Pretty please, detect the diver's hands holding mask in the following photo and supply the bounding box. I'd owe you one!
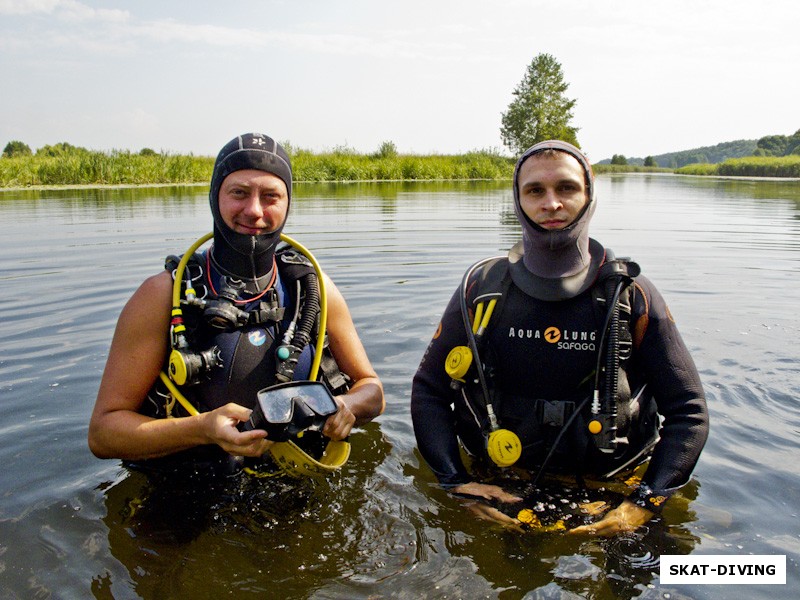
[568,499,653,537]
[203,403,273,457]
[322,395,356,441]
[244,381,345,442]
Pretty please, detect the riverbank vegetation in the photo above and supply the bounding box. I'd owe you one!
[0,141,514,188]
[605,129,800,178]
[0,150,213,187]
[593,164,672,174]
[2,135,799,189]
[676,156,800,178]
[289,144,512,182]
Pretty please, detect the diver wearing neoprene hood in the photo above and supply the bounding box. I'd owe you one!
[411,140,708,536]
[209,134,292,286]
[89,132,384,478]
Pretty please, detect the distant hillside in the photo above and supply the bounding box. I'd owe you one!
[598,139,758,168]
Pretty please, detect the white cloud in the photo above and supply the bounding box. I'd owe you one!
[2,0,798,157]
[0,0,127,21]
[0,0,60,15]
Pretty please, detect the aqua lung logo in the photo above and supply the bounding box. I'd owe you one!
[508,326,596,351]
[544,327,561,343]
[248,330,267,347]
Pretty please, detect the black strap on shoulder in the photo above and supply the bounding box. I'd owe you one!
[465,256,513,339]
[276,244,316,281]
[165,251,210,303]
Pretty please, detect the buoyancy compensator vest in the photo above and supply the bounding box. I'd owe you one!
[143,242,349,420]
[132,234,352,477]
[446,249,660,480]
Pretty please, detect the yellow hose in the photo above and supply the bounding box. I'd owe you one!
[159,371,199,416]
[477,298,497,336]
[171,232,213,312]
[472,302,484,334]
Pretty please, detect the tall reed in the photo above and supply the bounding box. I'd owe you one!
[1,148,514,187]
[716,156,800,178]
[0,151,214,187]
[4,148,796,188]
[676,156,800,178]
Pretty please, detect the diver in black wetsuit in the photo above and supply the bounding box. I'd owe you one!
[89,133,384,475]
[411,140,708,536]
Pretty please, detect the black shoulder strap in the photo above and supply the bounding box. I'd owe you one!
[276,244,315,281]
[465,256,513,331]
[165,251,209,299]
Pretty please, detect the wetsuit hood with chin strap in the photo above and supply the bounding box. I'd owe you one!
[209,133,292,286]
[511,140,599,300]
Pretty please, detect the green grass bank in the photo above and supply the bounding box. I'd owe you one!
[2,149,797,188]
[676,155,800,178]
[0,149,515,188]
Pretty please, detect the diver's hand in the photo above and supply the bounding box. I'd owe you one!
[322,395,356,441]
[452,482,523,503]
[203,403,272,457]
[451,482,523,529]
[569,499,653,537]
[461,500,524,528]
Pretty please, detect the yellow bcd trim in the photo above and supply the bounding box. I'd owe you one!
[268,440,351,478]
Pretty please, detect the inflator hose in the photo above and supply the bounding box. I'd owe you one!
[292,273,319,350]
[604,280,623,428]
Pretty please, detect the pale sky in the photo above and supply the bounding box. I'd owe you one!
[1,0,798,162]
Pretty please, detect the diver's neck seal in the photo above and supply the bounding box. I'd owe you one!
[208,242,276,294]
[508,238,605,301]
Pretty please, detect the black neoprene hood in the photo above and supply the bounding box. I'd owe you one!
[208,133,292,281]
[511,140,597,280]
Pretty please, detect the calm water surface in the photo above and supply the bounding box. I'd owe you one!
[1,175,799,599]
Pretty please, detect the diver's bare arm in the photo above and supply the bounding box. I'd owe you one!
[88,272,269,460]
[324,274,384,425]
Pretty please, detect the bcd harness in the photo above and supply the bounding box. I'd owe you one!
[446,250,659,482]
[140,233,351,478]
[163,244,349,401]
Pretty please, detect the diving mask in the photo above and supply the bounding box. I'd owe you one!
[246,381,338,441]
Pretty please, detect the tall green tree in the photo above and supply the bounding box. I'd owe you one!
[755,134,788,157]
[36,142,87,157]
[500,53,579,155]
[2,140,32,157]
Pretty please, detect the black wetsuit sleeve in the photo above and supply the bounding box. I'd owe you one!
[629,275,709,510]
[411,288,474,487]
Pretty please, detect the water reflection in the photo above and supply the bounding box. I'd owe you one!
[98,424,396,598]
[405,454,702,598]
[0,175,799,599]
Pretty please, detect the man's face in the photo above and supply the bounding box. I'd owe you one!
[517,152,588,230]
[218,169,289,235]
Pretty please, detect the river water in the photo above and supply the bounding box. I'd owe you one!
[0,175,798,599]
